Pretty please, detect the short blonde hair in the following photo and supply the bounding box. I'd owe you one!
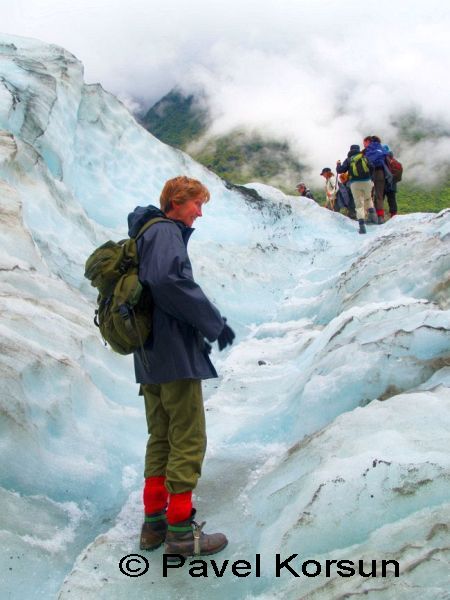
[160,176,210,213]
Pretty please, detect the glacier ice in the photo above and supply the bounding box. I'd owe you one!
[0,34,449,599]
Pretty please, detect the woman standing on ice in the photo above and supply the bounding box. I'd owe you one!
[127,176,235,559]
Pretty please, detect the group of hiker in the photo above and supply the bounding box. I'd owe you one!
[296,135,403,234]
[88,147,403,562]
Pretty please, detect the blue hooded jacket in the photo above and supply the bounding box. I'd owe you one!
[127,205,225,384]
[364,141,388,168]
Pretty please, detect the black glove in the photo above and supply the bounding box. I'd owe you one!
[197,331,212,355]
[217,318,235,351]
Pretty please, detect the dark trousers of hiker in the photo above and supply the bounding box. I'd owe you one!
[372,168,385,215]
[384,190,398,216]
[142,379,206,494]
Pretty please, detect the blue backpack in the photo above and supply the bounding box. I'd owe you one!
[365,142,387,168]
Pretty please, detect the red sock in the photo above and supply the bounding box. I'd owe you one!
[167,491,193,524]
[377,209,385,216]
[143,476,168,514]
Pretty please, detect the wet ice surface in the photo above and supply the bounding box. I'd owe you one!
[0,34,449,599]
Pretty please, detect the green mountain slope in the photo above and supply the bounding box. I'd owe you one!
[139,89,305,193]
[193,130,305,190]
[141,90,209,149]
[139,90,450,212]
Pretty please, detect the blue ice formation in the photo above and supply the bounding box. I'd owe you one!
[0,34,449,600]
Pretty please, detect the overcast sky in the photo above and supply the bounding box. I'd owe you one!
[2,0,450,181]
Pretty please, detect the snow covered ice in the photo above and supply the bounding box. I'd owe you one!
[0,34,449,599]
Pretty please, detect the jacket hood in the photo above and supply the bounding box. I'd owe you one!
[127,205,166,237]
[347,147,361,158]
[369,141,383,151]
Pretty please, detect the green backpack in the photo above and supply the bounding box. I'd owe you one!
[84,217,168,356]
[349,152,370,179]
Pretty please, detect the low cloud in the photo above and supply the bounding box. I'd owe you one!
[2,0,449,185]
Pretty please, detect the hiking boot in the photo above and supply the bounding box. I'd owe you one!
[378,215,385,224]
[140,511,167,551]
[367,208,378,224]
[164,511,228,560]
[358,219,366,234]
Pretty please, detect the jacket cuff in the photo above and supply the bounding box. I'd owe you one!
[204,317,226,342]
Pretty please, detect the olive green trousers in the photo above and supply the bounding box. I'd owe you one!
[141,379,206,494]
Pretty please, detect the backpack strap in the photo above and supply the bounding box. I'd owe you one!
[134,217,172,241]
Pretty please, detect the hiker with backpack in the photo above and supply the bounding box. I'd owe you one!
[363,135,389,224]
[383,145,403,218]
[320,167,337,210]
[336,144,377,234]
[335,172,357,219]
[120,176,235,558]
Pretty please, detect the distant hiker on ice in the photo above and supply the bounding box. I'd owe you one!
[296,181,316,201]
[363,135,389,224]
[335,172,357,219]
[127,176,235,558]
[383,145,403,219]
[320,167,337,210]
[296,181,315,201]
[336,144,377,234]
